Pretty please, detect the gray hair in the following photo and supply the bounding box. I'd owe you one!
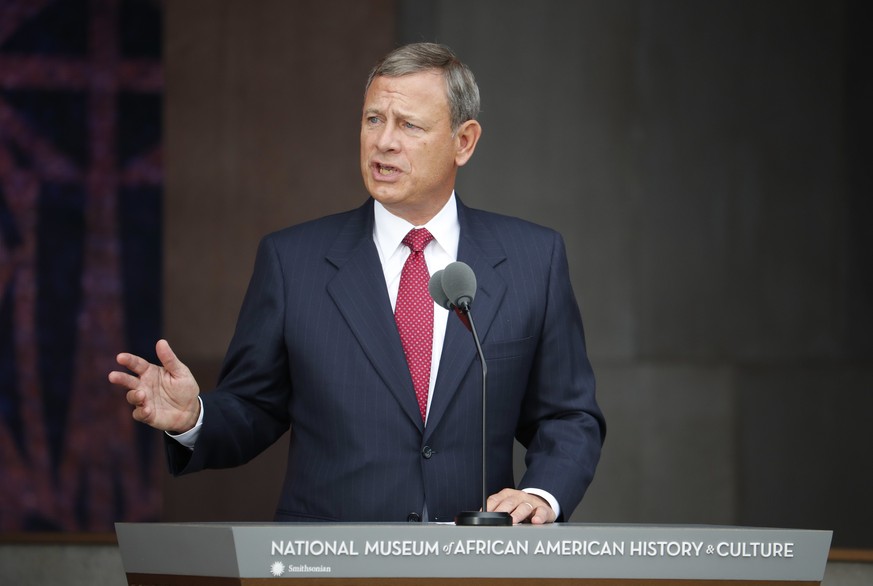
[365,42,480,131]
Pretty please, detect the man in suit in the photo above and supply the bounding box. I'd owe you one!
[109,42,605,524]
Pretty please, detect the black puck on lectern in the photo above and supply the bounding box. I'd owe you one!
[454,511,513,526]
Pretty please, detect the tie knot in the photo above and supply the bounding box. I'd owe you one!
[402,228,434,253]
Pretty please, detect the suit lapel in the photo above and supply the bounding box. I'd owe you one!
[325,200,423,430]
[425,201,507,439]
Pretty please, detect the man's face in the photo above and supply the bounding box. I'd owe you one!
[360,70,464,225]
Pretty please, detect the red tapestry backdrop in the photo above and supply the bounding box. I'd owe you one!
[0,0,163,532]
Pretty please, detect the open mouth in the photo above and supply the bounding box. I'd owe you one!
[376,163,399,176]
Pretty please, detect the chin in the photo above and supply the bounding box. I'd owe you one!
[369,187,405,206]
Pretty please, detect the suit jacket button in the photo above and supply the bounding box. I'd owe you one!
[407,512,422,522]
[421,446,434,459]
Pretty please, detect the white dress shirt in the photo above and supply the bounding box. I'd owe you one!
[372,193,458,423]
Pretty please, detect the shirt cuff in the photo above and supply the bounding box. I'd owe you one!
[522,488,561,520]
[165,396,204,450]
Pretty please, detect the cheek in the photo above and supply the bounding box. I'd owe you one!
[359,149,369,177]
[413,143,449,172]
[360,132,372,155]
[420,148,455,179]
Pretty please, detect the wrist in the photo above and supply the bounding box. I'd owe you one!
[170,397,202,434]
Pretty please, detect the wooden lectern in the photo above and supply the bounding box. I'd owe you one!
[115,523,831,585]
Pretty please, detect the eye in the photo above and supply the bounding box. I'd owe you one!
[366,115,382,125]
[403,121,421,131]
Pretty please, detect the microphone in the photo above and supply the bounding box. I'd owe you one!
[440,261,476,309]
[429,267,471,331]
[428,269,452,310]
[429,262,512,527]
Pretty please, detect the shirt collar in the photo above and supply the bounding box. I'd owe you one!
[373,192,460,260]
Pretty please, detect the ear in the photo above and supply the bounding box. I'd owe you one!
[454,120,482,167]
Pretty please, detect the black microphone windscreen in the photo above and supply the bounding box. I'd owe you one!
[441,262,477,308]
[428,270,452,309]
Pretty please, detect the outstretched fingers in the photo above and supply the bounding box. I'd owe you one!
[107,369,141,391]
[108,339,201,432]
[113,351,151,377]
[108,348,161,415]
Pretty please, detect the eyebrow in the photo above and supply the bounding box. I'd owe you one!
[363,106,428,126]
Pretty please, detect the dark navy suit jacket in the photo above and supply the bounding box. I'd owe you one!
[166,197,605,523]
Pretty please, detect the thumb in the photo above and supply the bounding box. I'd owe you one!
[155,339,187,377]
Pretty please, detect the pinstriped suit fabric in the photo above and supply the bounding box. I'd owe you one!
[165,197,604,523]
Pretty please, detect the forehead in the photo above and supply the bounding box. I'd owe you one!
[364,70,449,114]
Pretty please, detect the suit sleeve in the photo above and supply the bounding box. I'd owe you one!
[515,231,605,519]
[166,236,292,475]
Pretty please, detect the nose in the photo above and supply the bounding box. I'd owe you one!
[375,123,400,152]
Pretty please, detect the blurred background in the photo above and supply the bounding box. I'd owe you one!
[1,0,870,582]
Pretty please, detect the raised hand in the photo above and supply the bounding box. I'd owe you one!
[108,339,201,434]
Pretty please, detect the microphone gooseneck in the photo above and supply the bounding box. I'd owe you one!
[430,262,512,527]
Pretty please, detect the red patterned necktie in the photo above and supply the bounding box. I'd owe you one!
[395,228,435,422]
